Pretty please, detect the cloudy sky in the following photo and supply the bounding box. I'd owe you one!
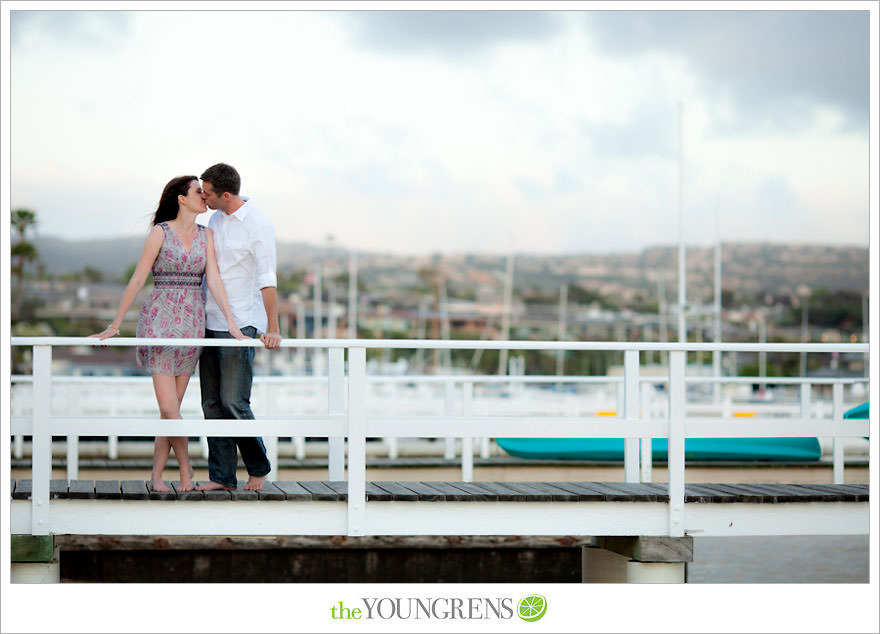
[6,5,874,255]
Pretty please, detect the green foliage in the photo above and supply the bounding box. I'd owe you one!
[721,289,737,308]
[45,317,119,337]
[81,266,104,282]
[447,285,476,301]
[521,283,619,310]
[120,262,152,286]
[777,287,865,332]
[808,288,864,330]
[566,283,619,309]
[11,208,41,322]
[277,269,307,295]
[11,208,37,239]
[11,241,38,263]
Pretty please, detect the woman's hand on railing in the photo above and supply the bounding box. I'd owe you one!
[90,325,120,340]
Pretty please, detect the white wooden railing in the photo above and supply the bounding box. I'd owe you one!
[10,373,628,468]
[9,337,871,538]
[10,370,866,469]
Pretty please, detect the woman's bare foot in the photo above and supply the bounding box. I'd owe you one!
[177,479,195,492]
[150,478,170,492]
[244,475,266,491]
[196,481,233,491]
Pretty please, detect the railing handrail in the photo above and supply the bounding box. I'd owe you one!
[10,336,870,353]
[9,373,869,385]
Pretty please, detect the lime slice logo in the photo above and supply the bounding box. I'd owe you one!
[517,594,547,622]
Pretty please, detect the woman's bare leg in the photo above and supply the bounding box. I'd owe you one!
[150,436,173,492]
[150,374,194,491]
[172,374,194,486]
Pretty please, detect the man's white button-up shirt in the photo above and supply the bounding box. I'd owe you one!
[204,197,277,333]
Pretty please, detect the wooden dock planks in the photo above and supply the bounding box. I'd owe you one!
[9,480,868,504]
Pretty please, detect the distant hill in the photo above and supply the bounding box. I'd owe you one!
[32,235,868,296]
[35,236,148,281]
[34,235,324,281]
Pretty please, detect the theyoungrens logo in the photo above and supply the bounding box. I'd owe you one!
[330,595,547,622]
[516,595,547,622]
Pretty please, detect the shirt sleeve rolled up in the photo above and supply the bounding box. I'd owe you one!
[252,219,277,290]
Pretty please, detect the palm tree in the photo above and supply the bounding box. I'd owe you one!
[11,208,39,322]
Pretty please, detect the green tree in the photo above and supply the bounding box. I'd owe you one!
[277,269,307,295]
[81,266,104,282]
[567,283,618,310]
[11,208,39,322]
[120,262,151,286]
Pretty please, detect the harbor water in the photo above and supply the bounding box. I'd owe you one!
[688,535,869,583]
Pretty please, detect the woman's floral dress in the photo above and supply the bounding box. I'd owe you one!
[135,222,207,375]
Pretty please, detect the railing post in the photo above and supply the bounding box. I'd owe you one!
[32,345,52,536]
[623,350,640,483]
[386,383,400,460]
[800,383,812,423]
[346,347,367,536]
[832,383,845,484]
[461,381,474,482]
[444,381,456,460]
[107,387,118,459]
[261,379,278,481]
[615,380,624,419]
[293,436,306,460]
[328,347,346,481]
[66,383,79,480]
[640,384,653,482]
[200,436,210,460]
[667,350,686,538]
[65,436,79,481]
[722,395,732,420]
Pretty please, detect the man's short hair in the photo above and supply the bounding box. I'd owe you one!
[201,163,241,196]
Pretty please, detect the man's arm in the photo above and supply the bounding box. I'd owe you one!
[252,217,280,350]
[260,286,282,350]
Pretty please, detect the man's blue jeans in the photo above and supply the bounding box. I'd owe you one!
[200,327,271,488]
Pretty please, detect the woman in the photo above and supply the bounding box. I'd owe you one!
[91,175,246,492]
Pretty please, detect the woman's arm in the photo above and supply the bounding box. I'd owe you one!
[90,226,164,339]
[204,228,247,340]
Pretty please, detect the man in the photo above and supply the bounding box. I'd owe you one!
[196,163,282,492]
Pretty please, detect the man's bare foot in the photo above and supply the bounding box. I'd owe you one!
[244,475,266,491]
[150,479,170,492]
[196,481,233,491]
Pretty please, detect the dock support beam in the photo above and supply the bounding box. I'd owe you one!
[582,536,692,583]
[11,535,60,583]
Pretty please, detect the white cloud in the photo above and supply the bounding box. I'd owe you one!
[8,9,871,255]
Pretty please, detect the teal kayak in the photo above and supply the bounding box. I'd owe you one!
[844,402,869,440]
[495,437,822,462]
[844,402,869,419]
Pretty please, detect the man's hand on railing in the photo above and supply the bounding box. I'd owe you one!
[229,324,249,341]
[260,332,282,350]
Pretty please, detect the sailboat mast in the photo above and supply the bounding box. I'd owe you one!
[677,101,687,343]
[714,219,723,403]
